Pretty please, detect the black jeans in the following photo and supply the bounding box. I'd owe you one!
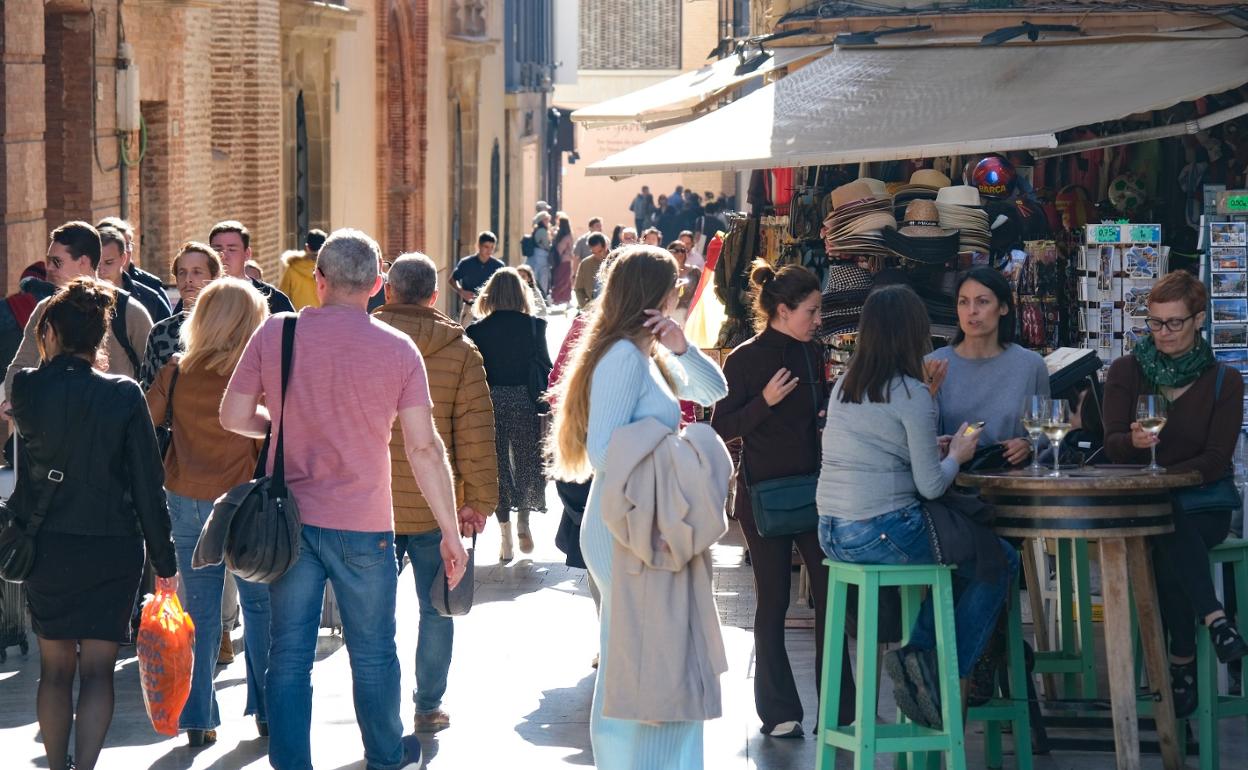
[1152,509,1232,658]
[737,480,856,727]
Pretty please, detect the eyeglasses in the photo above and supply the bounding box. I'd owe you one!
[1144,314,1197,332]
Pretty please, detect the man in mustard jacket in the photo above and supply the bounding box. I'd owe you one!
[373,252,498,733]
[278,229,326,310]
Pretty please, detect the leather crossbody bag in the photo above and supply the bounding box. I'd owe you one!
[155,364,179,460]
[1171,365,1243,516]
[743,345,822,538]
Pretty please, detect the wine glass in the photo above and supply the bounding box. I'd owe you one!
[1042,400,1072,477]
[1136,395,1168,474]
[1021,395,1051,475]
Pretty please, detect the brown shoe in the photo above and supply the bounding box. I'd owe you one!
[414,708,451,733]
[218,633,235,666]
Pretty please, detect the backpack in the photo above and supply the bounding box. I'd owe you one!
[111,291,142,376]
[521,233,537,258]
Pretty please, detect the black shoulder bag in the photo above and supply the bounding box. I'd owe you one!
[198,316,302,583]
[0,389,89,582]
[1171,365,1244,516]
[528,317,552,415]
[155,364,179,460]
[743,345,822,538]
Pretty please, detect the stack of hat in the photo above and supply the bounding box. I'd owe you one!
[819,262,875,338]
[934,186,990,256]
[889,169,952,220]
[882,200,961,267]
[821,180,897,263]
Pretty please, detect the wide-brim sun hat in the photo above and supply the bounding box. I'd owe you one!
[935,185,983,207]
[831,180,887,210]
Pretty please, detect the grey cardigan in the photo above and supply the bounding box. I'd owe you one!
[817,375,959,521]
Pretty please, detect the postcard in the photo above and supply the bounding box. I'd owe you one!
[1212,247,1248,271]
[1213,324,1248,348]
[1212,272,1248,296]
[1123,281,1153,317]
[1124,245,1160,279]
[1213,298,1248,323]
[1211,222,1248,246]
[1215,349,1248,373]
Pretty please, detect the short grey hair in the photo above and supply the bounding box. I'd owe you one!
[316,228,382,293]
[388,252,438,304]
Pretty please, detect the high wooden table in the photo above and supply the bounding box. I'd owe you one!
[958,467,1202,770]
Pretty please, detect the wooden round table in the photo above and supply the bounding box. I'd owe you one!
[958,467,1202,770]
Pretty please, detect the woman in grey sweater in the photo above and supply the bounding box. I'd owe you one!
[818,285,1019,729]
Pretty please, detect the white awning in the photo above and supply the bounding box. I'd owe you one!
[586,37,1248,176]
[570,45,830,128]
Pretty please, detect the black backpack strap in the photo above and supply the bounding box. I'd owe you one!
[111,292,141,375]
[270,316,298,493]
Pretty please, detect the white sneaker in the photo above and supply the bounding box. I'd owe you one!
[399,734,423,769]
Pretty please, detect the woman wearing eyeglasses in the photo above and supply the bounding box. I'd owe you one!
[1104,269,1248,717]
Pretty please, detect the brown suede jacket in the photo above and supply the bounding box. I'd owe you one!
[374,303,499,534]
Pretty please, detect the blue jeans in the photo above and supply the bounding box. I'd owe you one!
[167,491,271,731]
[395,531,454,713]
[527,250,550,294]
[819,502,1019,677]
[266,524,404,770]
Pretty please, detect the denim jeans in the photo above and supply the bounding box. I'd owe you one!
[818,502,1019,677]
[167,491,271,730]
[527,250,550,294]
[395,531,454,714]
[266,524,404,770]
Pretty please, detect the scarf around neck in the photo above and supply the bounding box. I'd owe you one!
[1134,334,1215,392]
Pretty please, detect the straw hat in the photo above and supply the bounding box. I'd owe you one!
[894,201,957,238]
[858,178,889,196]
[830,180,882,210]
[910,169,952,190]
[935,186,982,207]
[882,200,960,265]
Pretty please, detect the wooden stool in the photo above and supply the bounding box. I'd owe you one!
[815,561,966,770]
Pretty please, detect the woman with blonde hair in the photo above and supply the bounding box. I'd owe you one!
[466,268,552,561]
[548,245,728,768]
[145,277,272,747]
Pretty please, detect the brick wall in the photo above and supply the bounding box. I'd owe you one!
[0,0,47,289]
[377,0,429,261]
[580,0,681,70]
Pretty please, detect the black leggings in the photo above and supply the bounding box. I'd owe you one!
[1152,509,1231,658]
[37,637,120,770]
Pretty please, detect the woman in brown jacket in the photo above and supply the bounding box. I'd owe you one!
[374,252,497,732]
[711,261,855,737]
[1103,270,1248,716]
[145,277,270,746]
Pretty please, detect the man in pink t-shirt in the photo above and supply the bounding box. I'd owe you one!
[222,229,472,770]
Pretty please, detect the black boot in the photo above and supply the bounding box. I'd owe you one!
[1170,661,1198,718]
[1210,617,1248,663]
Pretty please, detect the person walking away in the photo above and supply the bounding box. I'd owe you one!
[450,231,504,327]
[138,243,221,387]
[712,261,856,737]
[527,213,553,297]
[465,268,552,562]
[5,222,152,398]
[374,253,497,733]
[220,228,470,770]
[208,220,294,315]
[95,226,171,323]
[629,186,653,235]
[550,215,575,307]
[1103,270,1248,716]
[818,284,1019,729]
[573,235,608,309]
[145,277,272,746]
[279,229,327,310]
[12,277,178,770]
[97,216,173,316]
[516,265,548,317]
[546,245,729,769]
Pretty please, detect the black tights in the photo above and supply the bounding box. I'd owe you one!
[37,637,120,770]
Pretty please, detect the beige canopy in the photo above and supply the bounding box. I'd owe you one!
[586,37,1248,176]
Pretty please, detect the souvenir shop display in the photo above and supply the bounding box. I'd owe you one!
[1015,239,1079,354]
[1204,220,1248,381]
[1077,223,1168,362]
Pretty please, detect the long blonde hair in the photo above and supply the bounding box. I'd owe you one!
[180,277,269,375]
[473,267,532,317]
[547,246,678,481]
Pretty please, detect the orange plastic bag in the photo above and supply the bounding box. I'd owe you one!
[136,577,195,736]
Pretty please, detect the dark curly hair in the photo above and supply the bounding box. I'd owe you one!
[749,259,821,332]
[36,277,116,360]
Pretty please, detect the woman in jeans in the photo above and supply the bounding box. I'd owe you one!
[145,277,271,746]
[1103,270,1248,716]
[712,260,854,737]
[14,276,178,770]
[818,284,1018,728]
[527,211,553,296]
[466,268,552,562]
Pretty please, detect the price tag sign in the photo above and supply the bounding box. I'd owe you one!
[1090,224,1123,244]
[1217,191,1248,215]
[1129,225,1161,243]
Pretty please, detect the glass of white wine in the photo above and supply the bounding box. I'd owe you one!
[1136,395,1168,474]
[1043,399,1072,477]
[1021,395,1051,475]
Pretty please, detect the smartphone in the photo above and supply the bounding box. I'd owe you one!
[963,421,986,436]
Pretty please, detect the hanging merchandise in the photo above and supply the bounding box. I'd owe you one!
[1107,172,1149,216]
[935,186,990,262]
[1077,223,1168,362]
[1205,221,1248,376]
[972,155,1018,200]
[819,262,874,341]
[1016,240,1076,353]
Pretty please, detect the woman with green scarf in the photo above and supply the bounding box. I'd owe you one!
[1105,270,1247,717]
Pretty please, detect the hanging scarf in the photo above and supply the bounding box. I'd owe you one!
[1134,334,1215,393]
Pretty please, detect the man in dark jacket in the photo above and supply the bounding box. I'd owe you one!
[98,216,172,313]
[208,220,294,315]
[96,226,171,323]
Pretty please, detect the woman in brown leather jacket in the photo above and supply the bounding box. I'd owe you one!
[11,277,177,770]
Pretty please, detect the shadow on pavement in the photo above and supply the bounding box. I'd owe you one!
[515,672,596,765]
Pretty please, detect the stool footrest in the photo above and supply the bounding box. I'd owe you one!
[822,722,961,754]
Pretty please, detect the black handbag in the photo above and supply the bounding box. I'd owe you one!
[196,316,302,584]
[155,364,179,460]
[528,316,552,415]
[431,534,476,617]
[962,443,1010,473]
[744,345,822,538]
[1170,366,1243,516]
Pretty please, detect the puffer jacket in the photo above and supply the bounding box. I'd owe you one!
[278,253,321,310]
[373,303,499,533]
[9,354,177,577]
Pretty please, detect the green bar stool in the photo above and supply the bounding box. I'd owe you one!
[1193,538,1248,770]
[815,561,966,770]
[1030,539,1099,702]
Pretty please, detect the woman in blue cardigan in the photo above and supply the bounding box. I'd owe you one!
[548,245,728,769]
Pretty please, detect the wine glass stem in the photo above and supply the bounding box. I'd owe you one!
[1054,441,1060,475]
[1150,443,1158,471]
[1030,437,1039,471]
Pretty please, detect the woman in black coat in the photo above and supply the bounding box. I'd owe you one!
[10,277,177,770]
